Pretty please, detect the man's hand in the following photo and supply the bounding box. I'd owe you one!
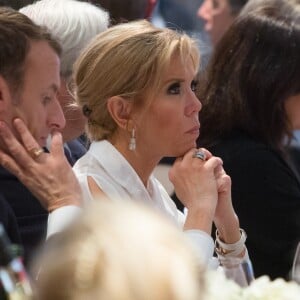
[0,118,82,212]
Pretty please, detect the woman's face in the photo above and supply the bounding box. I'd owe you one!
[132,55,201,158]
[285,94,300,129]
[197,0,235,46]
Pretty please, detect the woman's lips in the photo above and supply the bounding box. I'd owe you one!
[186,125,200,134]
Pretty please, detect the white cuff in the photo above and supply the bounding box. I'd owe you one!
[241,247,250,263]
[184,229,215,266]
[215,228,247,256]
[46,205,82,239]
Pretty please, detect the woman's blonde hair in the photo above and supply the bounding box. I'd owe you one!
[73,20,200,141]
[35,200,205,300]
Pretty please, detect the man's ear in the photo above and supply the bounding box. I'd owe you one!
[107,96,133,129]
[0,75,12,113]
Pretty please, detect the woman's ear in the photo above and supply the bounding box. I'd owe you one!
[107,96,133,129]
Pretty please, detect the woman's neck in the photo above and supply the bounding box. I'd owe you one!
[108,138,161,187]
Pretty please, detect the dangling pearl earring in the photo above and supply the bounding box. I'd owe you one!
[129,128,136,151]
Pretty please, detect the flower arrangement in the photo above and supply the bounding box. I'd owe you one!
[204,269,300,300]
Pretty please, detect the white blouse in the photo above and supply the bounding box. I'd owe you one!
[73,140,185,227]
[48,140,216,267]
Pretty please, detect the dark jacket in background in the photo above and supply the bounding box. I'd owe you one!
[206,131,300,280]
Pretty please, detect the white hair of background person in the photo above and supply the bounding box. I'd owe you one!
[20,0,110,78]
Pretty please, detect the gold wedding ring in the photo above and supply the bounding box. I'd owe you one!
[193,150,206,161]
[29,147,44,160]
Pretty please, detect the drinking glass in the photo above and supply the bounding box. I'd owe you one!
[291,242,300,283]
[219,257,255,287]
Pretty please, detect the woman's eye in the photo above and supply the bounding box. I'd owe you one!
[191,80,198,92]
[167,82,180,95]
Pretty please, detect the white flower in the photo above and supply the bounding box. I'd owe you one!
[243,276,300,300]
[204,269,242,300]
[204,270,300,300]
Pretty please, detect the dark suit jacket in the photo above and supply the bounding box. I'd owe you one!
[0,193,21,245]
[204,131,300,279]
[0,167,48,266]
[64,138,87,166]
[0,138,87,266]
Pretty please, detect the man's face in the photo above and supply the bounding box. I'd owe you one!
[0,40,65,147]
[197,0,236,46]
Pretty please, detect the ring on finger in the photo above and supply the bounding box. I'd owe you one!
[29,147,44,160]
[193,149,206,161]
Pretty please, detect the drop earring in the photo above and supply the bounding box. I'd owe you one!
[129,128,136,151]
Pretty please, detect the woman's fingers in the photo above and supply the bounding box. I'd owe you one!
[170,148,223,182]
[204,156,223,170]
[177,148,214,164]
[182,148,222,170]
[195,148,213,160]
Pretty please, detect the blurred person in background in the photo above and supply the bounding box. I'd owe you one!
[153,0,211,69]
[35,200,205,300]
[21,0,109,163]
[197,0,248,47]
[0,0,33,9]
[198,0,300,279]
[85,0,157,24]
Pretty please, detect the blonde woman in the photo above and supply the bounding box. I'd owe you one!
[72,20,249,266]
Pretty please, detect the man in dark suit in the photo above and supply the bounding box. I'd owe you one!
[0,1,108,265]
[0,7,85,265]
[0,194,21,245]
[0,6,63,261]
[0,168,47,263]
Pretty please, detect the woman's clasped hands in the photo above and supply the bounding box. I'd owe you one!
[169,147,238,238]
